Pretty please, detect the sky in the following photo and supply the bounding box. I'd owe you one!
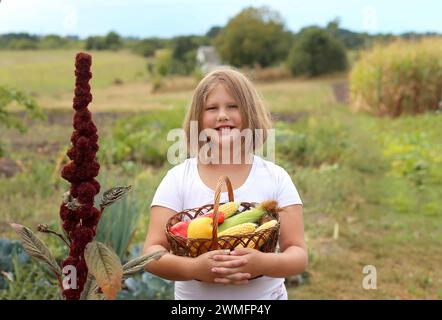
[0,0,441,38]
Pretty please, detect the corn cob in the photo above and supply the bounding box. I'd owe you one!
[218,223,257,236]
[207,201,240,219]
[253,219,278,248]
[218,200,277,233]
[234,220,278,249]
[218,223,257,249]
[256,219,278,232]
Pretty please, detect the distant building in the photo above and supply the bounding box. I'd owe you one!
[196,46,223,74]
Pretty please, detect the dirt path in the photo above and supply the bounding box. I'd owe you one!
[331,81,350,104]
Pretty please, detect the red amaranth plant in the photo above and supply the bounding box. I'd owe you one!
[59,52,100,300]
[10,52,166,300]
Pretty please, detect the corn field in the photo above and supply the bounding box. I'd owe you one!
[350,38,442,117]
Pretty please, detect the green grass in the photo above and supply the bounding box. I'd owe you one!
[258,78,336,114]
[0,50,149,96]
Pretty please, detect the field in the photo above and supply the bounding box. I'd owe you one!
[1,50,441,299]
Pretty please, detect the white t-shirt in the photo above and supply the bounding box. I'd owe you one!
[150,154,303,300]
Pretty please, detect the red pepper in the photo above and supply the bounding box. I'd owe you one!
[202,211,225,224]
[170,221,188,237]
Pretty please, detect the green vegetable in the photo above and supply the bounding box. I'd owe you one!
[218,200,277,233]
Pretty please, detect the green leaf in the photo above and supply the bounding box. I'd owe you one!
[84,241,123,300]
[122,250,167,279]
[10,223,61,276]
[80,274,100,300]
[100,185,132,209]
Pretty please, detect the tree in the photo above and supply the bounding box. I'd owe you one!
[132,38,164,57]
[287,27,348,76]
[170,36,200,74]
[84,32,122,51]
[214,6,292,67]
[326,17,341,38]
[105,31,123,50]
[167,35,209,75]
[85,36,106,50]
[155,49,173,76]
[39,35,69,49]
[9,38,38,50]
[206,26,222,39]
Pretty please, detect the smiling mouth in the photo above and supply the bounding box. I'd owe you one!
[215,126,235,131]
[215,126,235,136]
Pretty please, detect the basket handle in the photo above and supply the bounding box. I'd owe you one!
[210,175,234,250]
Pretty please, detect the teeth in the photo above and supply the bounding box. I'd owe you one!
[216,127,232,135]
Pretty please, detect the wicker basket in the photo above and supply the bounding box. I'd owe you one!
[165,175,281,258]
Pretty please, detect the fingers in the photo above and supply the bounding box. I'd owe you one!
[211,266,246,275]
[230,248,253,255]
[214,273,251,285]
[213,258,247,269]
[206,249,230,258]
[212,254,241,262]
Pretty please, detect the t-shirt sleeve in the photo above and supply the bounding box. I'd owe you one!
[150,169,182,213]
[275,167,303,208]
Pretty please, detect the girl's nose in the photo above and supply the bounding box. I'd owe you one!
[217,108,229,121]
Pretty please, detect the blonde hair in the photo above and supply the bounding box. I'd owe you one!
[183,67,272,156]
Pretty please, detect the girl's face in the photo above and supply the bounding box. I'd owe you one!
[201,83,243,147]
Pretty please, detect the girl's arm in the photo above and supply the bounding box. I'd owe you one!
[211,204,308,280]
[143,205,251,283]
[262,203,308,277]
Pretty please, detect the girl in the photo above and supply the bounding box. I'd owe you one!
[143,68,307,300]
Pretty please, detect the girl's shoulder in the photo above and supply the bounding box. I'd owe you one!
[165,157,197,179]
[253,155,290,179]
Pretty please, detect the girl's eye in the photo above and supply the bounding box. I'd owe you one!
[206,106,217,110]
[229,105,238,109]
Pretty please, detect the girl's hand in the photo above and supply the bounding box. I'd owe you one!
[192,250,251,285]
[211,248,268,283]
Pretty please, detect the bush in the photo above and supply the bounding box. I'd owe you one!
[116,245,173,300]
[275,118,349,168]
[350,38,442,117]
[0,239,61,300]
[154,49,173,76]
[287,27,348,76]
[0,239,30,289]
[214,7,292,67]
[99,108,186,166]
[0,86,45,156]
[132,38,165,57]
[171,36,200,75]
[373,114,442,187]
[38,35,70,49]
[85,32,123,51]
[95,179,144,260]
[147,37,202,77]
[0,258,60,300]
